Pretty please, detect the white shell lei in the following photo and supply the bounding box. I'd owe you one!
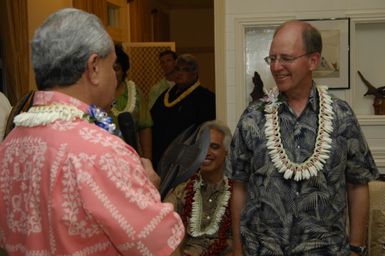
[264,85,334,181]
[14,104,85,127]
[189,176,231,237]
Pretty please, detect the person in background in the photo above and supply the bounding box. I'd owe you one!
[228,20,378,256]
[111,44,152,158]
[0,8,184,256]
[164,120,233,256]
[148,50,178,110]
[0,91,11,142]
[151,54,216,170]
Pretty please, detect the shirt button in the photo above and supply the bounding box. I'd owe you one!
[208,199,213,203]
[206,216,211,220]
[297,145,300,149]
[296,192,300,196]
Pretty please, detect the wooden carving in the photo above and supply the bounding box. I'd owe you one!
[357,71,385,115]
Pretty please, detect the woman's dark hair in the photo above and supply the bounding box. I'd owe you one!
[115,44,130,80]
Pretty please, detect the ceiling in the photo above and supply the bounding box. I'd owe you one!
[153,0,213,10]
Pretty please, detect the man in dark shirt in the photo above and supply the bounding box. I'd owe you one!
[228,20,378,256]
[151,54,215,170]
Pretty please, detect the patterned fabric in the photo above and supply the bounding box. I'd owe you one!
[148,78,175,110]
[226,85,379,255]
[0,91,184,256]
[164,175,232,255]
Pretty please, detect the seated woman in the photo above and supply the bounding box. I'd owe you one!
[110,44,152,158]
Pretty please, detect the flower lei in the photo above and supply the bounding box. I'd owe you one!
[86,105,116,133]
[264,85,334,181]
[111,79,136,116]
[14,103,116,134]
[163,81,200,107]
[182,174,232,256]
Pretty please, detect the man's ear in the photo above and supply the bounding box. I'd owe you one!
[87,53,99,85]
[309,52,321,71]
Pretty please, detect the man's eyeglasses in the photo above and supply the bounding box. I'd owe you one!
[264,52,314,65]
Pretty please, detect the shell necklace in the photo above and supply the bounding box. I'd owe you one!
[163,81,200,108]
[264,85,334,181]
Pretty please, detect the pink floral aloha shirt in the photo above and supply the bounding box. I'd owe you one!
[0,91,184,256]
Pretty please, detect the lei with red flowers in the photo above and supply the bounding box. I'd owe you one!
[182,174,233,256]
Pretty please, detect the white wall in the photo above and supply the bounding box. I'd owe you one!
[218,0,385,172]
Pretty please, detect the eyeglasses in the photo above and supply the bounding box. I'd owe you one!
[264,52,314,65]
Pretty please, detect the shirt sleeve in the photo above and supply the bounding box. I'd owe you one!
[135,86,153,130]
[226,111,256,182]
[163,182,187,215]
[148,80,165,111]
[338,101,379,184]
[75,147,184,255]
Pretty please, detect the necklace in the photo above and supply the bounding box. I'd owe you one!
[182,174,232,256]
[111,79,136,116]
[264,85,334,181]
[163,81,200,107]
[14,104,116,134]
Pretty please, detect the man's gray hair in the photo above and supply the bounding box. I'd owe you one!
[176,54,199,73]
[32,8,114,90]
[199,120,232,151]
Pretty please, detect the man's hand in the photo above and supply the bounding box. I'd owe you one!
[141,158,160,189]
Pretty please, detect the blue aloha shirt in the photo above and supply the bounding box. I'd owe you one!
[226,84,379,256]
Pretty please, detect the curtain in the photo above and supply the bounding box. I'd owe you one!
[0,0,29,105]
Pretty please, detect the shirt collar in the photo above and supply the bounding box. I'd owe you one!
[278,81,319,113]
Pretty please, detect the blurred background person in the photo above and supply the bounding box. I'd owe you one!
[164,120,233,256]
[0,91,11,143]
[148,50,178,110]
[111,44,152,158]
[151,54,216,170]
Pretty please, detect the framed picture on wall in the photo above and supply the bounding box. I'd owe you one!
[304,18,350,89]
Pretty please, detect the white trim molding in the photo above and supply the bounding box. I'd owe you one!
[358,115,385,126]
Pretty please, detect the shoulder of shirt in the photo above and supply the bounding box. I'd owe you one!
[195,85,215,95]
